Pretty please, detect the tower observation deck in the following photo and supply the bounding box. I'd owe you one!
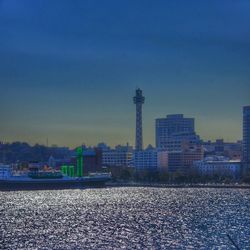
[133,88,145,151]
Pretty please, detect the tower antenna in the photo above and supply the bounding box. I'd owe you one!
[133,88,145,151]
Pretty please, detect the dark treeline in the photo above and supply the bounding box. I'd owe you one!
[108,167,250,184]
[0,142,71,163]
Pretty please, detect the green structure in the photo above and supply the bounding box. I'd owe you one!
[60,147,83,177]
[69,165,75,177]
[61,165,75,177]
[76,146,83,177]
[61,165,68,175]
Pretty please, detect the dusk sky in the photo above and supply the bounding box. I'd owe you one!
[0,0,249,148]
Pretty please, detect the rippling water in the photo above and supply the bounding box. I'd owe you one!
[1,187,250,249]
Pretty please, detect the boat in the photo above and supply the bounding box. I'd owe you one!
[0,165,112,191]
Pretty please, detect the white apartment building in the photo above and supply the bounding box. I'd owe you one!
[102,148,133,167]
[193,156,241,177]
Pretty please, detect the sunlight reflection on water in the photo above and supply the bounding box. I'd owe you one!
[1,187,250,249]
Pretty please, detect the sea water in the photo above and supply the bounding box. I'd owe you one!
[1,187,250,249]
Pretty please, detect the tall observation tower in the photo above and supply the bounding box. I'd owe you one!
[133,88,145,151]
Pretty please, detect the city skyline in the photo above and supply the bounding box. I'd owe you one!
[0,1,250,147]
[0,106,245,149]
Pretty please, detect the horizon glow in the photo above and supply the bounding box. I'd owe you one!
[0,0,250,148]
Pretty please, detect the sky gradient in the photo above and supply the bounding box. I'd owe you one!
[0,0,250,148]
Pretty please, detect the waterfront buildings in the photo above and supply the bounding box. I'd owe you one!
[155,114,195,149]
[133,142,202,173]
[203,139,242,160]
[133,88,145,151]
[166,132,201,152]
[243,106,250,172]
[155,114,203,173]
[193,156,241,178]
[133,148,168,171]
[83,149,102,174]
[168,142,204,173]
[48,156,56,168]
[102,145,133,167]
[0,164,11,179]
[70,148,102,175]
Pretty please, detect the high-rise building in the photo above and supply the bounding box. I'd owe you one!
[155,114,203,173]
[133,88,145,151]
[243,106,250,172]
[166,131,201,152]
[155,114,195,149]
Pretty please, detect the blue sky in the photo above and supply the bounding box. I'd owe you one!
[0,0,249,147]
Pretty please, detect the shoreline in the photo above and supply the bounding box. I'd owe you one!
[106,182,250,189]
[1,182,250,191]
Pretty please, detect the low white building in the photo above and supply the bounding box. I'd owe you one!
[102,145,133,167]
[193,156,241,177]
[133,149,168,170]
